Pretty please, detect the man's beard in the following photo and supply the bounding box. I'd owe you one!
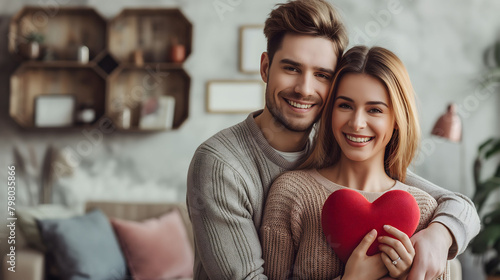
[265,86,319,133]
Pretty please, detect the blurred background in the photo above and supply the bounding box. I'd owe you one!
[1,0,499,279]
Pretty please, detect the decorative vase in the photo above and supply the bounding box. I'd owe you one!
[19,41,40,60]
[169,44,186,63]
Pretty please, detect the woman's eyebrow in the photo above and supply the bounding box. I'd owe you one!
[335,96,389,108]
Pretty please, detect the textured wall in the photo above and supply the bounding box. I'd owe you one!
[1,0,499,278]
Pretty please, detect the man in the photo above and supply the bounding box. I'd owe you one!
[187,1,480,279]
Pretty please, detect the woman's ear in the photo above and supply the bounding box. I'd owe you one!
[260,52,270,83]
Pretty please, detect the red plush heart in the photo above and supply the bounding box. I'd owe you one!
[321,189,420,264]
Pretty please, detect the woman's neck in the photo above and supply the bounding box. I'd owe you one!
[319,155,395,192]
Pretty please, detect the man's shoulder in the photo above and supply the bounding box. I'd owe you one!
[197,119,249,152]
[192,119,258,168]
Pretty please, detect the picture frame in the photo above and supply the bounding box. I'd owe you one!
[139,95,176,130]
[206,80,265,113]
[239,25,266,74]
[34,95,76,127]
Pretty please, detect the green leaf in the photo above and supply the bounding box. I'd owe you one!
[470,225,500,254]
[479,138,495,154]
[484,206,500,225]
[495,164,500,178]
[473,178,500,212]
[474,157,482,189]
[486,140,500,159]
[495,41,500,67]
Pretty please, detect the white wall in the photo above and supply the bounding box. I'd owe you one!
[0,0,499,278]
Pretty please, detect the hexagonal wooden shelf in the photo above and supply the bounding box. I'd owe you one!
[9,6,107,62]
[107,64,190,131]
[108,8,192,64]
[10,63,106,129]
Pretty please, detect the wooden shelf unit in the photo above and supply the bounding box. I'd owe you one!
[9,6,192,131]
[108,8,192,64]
[10,64,106,128]
[9,6,107,62]
[107,65,190,130]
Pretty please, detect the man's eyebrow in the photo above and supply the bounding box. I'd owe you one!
[280,59,301,67]
[280,59,334,75]
[336,96,389,108]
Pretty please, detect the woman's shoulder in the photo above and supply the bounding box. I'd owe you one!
[274,169,316,183]
[270,169,322,195]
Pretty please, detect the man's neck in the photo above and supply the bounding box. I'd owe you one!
[254,109,311,152]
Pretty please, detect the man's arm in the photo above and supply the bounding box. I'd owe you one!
[405,170,480,257]
[187,150,267,280]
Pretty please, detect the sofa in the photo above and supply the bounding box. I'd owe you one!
[2,201,194,280]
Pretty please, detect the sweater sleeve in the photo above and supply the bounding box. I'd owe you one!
[187,151,267,280]
[260,175,300,280]
[405,170,480,258]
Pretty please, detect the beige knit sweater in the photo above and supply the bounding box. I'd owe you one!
[260,169,450,280]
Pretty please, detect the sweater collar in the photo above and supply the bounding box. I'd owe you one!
[245,110,309,170]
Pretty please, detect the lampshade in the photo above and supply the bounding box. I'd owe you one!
[431,103,462,143]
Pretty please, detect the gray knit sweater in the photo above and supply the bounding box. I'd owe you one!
[186,111,480,280]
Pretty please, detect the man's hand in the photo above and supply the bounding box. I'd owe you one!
[408,222,453,280]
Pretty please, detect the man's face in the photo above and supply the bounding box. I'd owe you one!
[260,33,337,132]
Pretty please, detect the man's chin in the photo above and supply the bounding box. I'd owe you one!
[280,119,315,133]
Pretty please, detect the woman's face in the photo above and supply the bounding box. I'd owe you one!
[331,73,396,164]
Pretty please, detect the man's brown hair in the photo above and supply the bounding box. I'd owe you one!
[264,0,348,65]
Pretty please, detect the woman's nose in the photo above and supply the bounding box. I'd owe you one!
[348,111,367,131]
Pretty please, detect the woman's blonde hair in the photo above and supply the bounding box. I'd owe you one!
[264,0,348,66]
[300,46,420,182]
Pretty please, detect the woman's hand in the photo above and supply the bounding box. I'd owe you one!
[378,225,416,279]
[342,229,388,280]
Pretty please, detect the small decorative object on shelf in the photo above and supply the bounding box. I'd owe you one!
[78,46,90,63]
[120,107,131,129]
[169,38,186,63]
[19,31,45,60]
[34,95,76,127]
[133,49,145,66]
[139,95,176,130]
[76,106,96,125]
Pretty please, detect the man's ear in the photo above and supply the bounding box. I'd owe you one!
[260,52,270,83]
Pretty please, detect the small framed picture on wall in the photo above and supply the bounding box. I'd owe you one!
[239,25,266,74]
[206,80,265,113]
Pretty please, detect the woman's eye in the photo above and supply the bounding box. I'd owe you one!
[338,103,351,109]
[368,108,383,113]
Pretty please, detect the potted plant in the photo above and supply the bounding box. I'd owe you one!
[18,31,45,60]
[471,138,500,279]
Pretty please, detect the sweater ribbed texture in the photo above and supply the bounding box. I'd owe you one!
[260,170,450,280]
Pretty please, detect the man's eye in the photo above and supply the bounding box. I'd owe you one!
[316,73,331,80]
[284,66,298,72]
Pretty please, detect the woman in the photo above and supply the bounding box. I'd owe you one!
[260,46,449,280]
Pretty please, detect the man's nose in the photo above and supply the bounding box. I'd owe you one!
[294,73,314,97]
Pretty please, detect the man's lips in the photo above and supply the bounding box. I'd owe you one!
[284,98,315,110]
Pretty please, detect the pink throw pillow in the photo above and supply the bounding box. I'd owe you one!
[111,210,194,280]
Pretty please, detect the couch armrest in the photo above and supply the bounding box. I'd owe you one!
[2,249,44,280]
